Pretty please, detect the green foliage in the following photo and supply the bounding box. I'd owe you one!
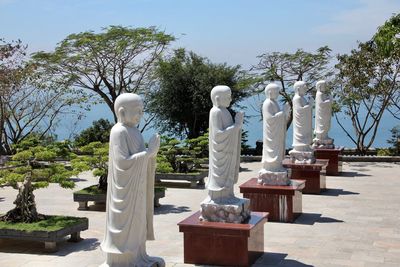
[74,119,112,147]
[32,26,175,125]
[373,13,400,57]
[377,148,392,156]
[150,48,251,138]
[334,38,400,154]
[12,150,33,161]
[0,143,76,190]
[252,46,333,129]
[156,132,209,173]
[71,141,109,180]
[387,125,400,155]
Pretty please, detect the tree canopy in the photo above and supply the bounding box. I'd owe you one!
[251,46,333,129]
[373,13,400,120]
[31,26,175,128]
[148,48,252,138]
[0,39,76,154]
[334,41,400,154]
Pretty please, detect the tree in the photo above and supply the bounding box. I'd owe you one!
[31,26,175,130]
[0,141,77,223]
[373,13,400,120]
[71,141,108,190]
[0,39,76,154]
[149,48,252,138]
[74,119,112,147]
[334,41,400,154]
[251,46,333,129]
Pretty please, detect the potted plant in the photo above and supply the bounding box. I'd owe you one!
[155,134,209,188]
[0,141,88,252]
[72,142,166,210]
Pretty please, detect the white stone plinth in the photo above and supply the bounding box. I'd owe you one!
[288,150,316,164]
[200,197,251,224]
[312,138,335,149]
[257,169,290,186]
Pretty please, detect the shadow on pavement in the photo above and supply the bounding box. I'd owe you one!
[319,188,360,196]
[340,171,370,177]
[239,167,252,172]
[294,213,344,225]
[154,205,191,215]
[254,252,314,266]
[68,177,88,182]
[0,197,4,202]
[0,237,100,256]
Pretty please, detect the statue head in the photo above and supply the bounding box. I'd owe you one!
[316,80,327,93]
[211,85,232,108]
[294,81,307,96]
[265,83,280,100]
[114,93,144,127]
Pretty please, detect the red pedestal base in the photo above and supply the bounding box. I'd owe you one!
[314,147,344,176]
[283,159,328,194]
[178,211,268,267]
[239,178,305,223]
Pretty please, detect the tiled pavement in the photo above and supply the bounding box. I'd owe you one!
[0,161,399,267]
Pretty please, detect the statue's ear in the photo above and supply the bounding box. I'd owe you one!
[118,107,125,122]
[215,95,220,106]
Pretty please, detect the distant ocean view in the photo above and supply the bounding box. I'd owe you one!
[57,95,398,149]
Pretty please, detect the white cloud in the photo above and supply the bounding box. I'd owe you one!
[314,0,400,38]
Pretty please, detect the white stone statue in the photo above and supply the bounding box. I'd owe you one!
[313,80,334,148]
[200,85,250,223]
[289,81,315,163]
[258,83,291,185]
[100,93,164,267]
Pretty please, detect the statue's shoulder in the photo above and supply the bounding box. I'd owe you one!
[110,123,128,137]
[210,106,222,116]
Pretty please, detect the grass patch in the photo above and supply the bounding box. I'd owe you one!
[75,185,105,195]
[154,186,166,193]
[0,215,87,232]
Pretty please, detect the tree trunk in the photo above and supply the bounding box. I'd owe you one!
[98,173,108,191]
[0,172,43,223]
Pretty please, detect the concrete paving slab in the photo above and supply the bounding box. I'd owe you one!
[0,162,399,266]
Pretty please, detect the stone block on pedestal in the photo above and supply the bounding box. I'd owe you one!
[178,211,268,267]
[314,146,344,176]
[283,159,328,194]
[200,197,251,223]
[240,178,305,223]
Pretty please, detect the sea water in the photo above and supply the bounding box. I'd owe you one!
[56,95,398,149]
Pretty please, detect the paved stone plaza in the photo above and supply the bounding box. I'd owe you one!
[0,161,399,267]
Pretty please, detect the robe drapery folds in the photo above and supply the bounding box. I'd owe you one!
[262,100,286,171]
[206,107,241,193]
[101,124,155,254]
[292,95,313,148]
[315,92,332,139]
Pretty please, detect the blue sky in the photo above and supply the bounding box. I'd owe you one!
[1,0,399,68]
[1,0,399,147]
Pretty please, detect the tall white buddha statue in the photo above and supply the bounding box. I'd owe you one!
[313,80,334,148]
[100,93,164,267]
[258,83,291,185]
[200,85,250,223]
[289,81,315,163]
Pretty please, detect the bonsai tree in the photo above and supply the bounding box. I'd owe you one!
[0,142,77,223]
[71,142,108,191]
[156,132,209,173]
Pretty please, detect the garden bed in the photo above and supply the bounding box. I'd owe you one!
[0,215,88,252]
[73,185,166,210]
[155,169,207,188]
